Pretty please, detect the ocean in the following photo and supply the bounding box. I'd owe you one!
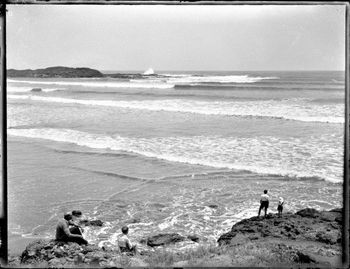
[7,70,344,252]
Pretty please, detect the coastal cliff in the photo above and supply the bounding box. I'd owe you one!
[7,66,104,78]
[8,208,343,267]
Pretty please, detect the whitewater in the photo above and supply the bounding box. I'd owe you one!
[7,94,344,124]
[7,71,344,251]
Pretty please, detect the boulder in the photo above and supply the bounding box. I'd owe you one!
[79,219,104,226]
[293,250,316,263]
[296,208,320,218]
[145,233,186,247]
[187,234,200,243]
[316,231,338,245]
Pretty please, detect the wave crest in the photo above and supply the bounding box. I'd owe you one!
[7,128,343,183]
[7,95,344,124]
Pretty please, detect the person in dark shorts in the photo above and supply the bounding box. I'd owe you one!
[277,197,284,217]
[69,210,84,236]
[258,189,269,218]
[117,226,137,255]
[55,213,88,245]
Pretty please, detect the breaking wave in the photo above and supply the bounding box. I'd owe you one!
[7,95,344,124]
[7,79,175,89]
[7,128,343,183]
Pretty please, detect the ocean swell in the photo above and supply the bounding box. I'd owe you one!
[7,79,175,89]
[7,95,344,124]
[7,128,343,183]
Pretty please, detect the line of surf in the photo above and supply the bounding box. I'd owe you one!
[7,128,342,183]
[8,94,344,124]
[7,79,175,89]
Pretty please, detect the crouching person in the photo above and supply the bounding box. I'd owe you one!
[56,213,88,245]
[117,226,137,255]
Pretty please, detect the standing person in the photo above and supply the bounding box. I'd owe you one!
[277,197,284,217]
[55,213,88,245]
[258,189,269,218]
[117,226,137,255]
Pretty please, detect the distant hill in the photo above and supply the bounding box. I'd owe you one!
[7,66,104,78]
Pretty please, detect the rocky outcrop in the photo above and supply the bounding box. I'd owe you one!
[10,239,132,268]
[141,233,186,247]
[217,208,342,266]
[79,219,104,227]
[217,208,342,246]
[8,208,343,267]
[8,66,104,78]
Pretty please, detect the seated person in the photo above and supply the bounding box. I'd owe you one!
[117,226,137,254]
[69,210,84,236]
[56,213,88,245]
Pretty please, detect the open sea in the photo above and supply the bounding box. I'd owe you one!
[7,70,345,252]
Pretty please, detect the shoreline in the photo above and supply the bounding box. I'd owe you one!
[8,207,343,267]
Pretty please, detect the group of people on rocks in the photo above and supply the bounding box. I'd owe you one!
[55,189,283,254]
[258,189,284,218]
[55,210,137,255]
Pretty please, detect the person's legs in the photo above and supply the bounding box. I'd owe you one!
[264,201,269,217]
[131,244,138,255]
[258,203,263,217]
[69,226,82,236]
[69,236,88,245]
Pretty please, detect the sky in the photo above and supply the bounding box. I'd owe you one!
[6,4,346,71]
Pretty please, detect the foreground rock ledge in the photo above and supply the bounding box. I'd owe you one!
[8,208,343,267]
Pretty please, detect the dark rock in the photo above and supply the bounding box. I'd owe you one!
[296,208,320,218]
[335,216,342,224]
[31,88,42,92]
[53,248,65,257]
[79,219,104,226]
[208,204,218,209]
[293,250,316,263]
[48,257,64,267]
[21,239,53,264]
[146,233,186,247]
[218,208,342,247]
[329,208,342,213]
[82,244,101,254]
[273,220,282,226]
[187,234,200,243]
[316,232,338,245]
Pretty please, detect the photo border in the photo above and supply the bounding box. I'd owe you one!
[1,1,349,267]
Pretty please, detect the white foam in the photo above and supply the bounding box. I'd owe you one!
[7,128,343,183]
[165,75,278,84]
[7,79,174,89]
[7,95,344,124]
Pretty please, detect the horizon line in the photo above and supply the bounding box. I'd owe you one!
[6,66,346,73]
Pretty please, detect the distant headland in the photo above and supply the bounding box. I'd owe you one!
[7,66,104,78]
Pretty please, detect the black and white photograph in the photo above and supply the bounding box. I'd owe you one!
[2,1,349,267]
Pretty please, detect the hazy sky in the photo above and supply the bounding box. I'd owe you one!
[7,4,346,71]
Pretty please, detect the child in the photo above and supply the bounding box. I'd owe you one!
[277,197,284,217]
